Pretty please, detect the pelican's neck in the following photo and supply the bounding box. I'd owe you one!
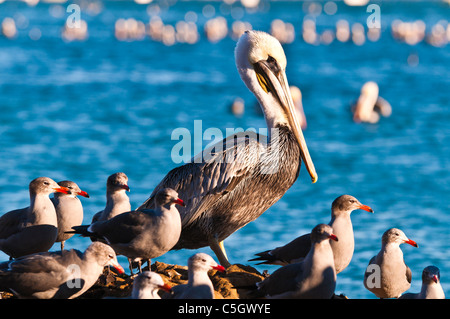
[236,64,289,133]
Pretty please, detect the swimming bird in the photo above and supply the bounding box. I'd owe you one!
[91,172,131,223]
[0,242,124,299]
[250,195,373,273]
[137,30,317,268]
[131,271,173,299]
[0,177,69,259]
[69,188,184,274]
[399,265,445,299]
[352,81,392,124]
[51,180,90,250]
[246,224,338,299]
[168,253,226,299]
[363,228,418,298]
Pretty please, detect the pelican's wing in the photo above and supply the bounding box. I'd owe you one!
[138,131,267,227]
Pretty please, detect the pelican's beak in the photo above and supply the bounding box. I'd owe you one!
[432,275,439,283]
[254,60,318,183]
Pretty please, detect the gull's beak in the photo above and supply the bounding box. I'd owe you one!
[158,283,173,293]
[53,187,70,194]
[358,204,374,213]
[77,190,90,198]
[254,60,318,183]
[404,238,418,248]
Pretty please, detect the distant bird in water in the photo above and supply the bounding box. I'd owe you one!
[167,253,225,299]
[363,228,418,298]
[250,195,373,274]
[52,180,90,250]
[137,30,318,268]
[352,81,392,124]
[290,86,307,130]
[399,265,445,299]
[70,188,184,274]
[230,97,245,117]
[91,172,131,223]
[245,224,338,299]
[0,177,69,259]
[131,271,173,299]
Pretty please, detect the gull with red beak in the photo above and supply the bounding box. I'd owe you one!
[137,30,317,268]
[131,271,173,299]
[245,224,338,299]
[51,180,90,250]
[69,188,184,274]
[399,265,445,299]
[0,177,69,259]
[168,253,226,299]
[0,242,124,299]
[250,195,373,274]
[91,172,131,223]
[364,228,418,298]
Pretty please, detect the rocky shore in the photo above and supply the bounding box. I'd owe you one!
[1,262,267,299]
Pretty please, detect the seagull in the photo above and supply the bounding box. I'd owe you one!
[137,30,317,268]
[169,253,226,299]
[131,271,172,299]
[69,188,184,274]
[51,180,90,250]
[250,195,373,274]
[0,177,69,259]
[0,242,124,299]
[246,224,338,299]
[399,265,445,299]
[363,228,418,298]
[91,172,131,223]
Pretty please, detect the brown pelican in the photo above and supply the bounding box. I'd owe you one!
[138,30,317,267]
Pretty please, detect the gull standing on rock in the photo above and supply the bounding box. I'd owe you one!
[137,30,318,268]
[247,224,338,299]
[51,180,90,250]
[0,242,124,299]
[69,188,184,274]
[250,195,373,274]
[0,177,69,259]
[363,228,418,298]
[399,265,445,299]
[91,172,131,223]
[169,253,226,299]
[131,271,172,299]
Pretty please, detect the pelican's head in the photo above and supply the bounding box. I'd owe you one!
[235,30,317,183]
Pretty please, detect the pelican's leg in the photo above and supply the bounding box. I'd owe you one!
[209,236,231,268]
[128,258,135,276]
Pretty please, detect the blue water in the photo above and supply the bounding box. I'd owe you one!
[0,1,449,299]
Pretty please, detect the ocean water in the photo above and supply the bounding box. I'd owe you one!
[0,0,449,299]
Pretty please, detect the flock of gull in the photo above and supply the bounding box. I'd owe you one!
[0,29,445,299]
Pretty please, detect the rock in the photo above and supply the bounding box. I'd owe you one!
[0,261,266,299]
